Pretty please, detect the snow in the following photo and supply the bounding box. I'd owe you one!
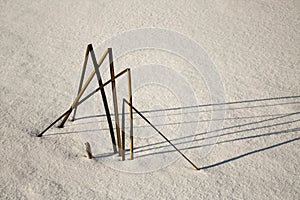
[0,0,299,199]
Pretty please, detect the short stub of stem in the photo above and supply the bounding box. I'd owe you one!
[85,142,93,159]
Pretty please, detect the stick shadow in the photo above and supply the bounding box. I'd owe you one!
[42,95,300,169]
[200,136,300,169]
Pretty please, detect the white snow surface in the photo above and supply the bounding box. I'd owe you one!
[0,0,299,199]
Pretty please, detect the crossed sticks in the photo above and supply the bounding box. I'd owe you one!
[36,44,199,170]
[37,44,132,156]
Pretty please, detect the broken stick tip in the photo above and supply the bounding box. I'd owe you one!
[87,44,93,51]
[57,124,64,128]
